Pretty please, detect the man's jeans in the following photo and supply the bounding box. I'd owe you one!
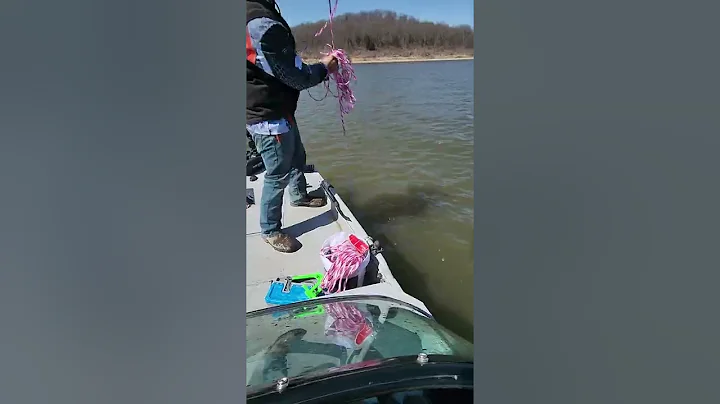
[249,123,308,235]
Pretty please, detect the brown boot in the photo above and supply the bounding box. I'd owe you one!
[262,232,301,253]
[290,196,327,208]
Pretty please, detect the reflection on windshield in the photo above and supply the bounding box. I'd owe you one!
[246,297,473,390]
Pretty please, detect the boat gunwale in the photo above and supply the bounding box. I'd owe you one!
[316,177,403,290]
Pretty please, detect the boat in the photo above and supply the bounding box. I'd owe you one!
[246,145,474,403]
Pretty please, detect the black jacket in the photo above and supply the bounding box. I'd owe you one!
[247,1,302,123]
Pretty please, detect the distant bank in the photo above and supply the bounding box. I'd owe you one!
[351,55,474,64]
[300,51,474,66]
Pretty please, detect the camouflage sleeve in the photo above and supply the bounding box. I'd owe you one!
[247,17,328,91]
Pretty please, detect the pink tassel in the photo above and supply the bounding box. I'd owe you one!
[310,0,357,135]
[320,239,366,294]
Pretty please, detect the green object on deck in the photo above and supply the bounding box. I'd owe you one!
[290,272,324,299]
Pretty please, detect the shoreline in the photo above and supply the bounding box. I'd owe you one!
[351,56,474,65]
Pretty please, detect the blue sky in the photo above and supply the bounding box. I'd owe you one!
[276,0,474,28]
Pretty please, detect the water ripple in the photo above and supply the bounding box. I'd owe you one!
[294,60,474,338]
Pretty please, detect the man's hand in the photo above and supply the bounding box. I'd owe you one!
[320,55,339,74]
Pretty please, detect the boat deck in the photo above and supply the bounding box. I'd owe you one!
[246,170,428,313]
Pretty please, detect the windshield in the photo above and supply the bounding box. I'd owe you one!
[246,296,473,391]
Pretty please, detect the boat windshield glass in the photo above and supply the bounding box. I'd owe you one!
[246,296,473,391]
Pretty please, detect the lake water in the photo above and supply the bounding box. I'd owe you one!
[295,60,474,339]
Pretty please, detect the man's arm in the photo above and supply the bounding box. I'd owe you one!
[247,17,328,91]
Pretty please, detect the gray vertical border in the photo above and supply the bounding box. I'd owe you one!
[472,3,481,403]
[0,0,249,403]
[475,0,720,403]
[239,1,248,403]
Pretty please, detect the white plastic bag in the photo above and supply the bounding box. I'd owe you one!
[320,232,371,291]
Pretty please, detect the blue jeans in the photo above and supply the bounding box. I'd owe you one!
[249,123,308,235]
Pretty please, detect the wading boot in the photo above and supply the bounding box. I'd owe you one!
[262,232,301,253]
[290,191,327,208]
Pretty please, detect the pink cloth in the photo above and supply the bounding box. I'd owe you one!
[313,0,357,135]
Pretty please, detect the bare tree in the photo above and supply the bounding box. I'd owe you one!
[292,10,474,58]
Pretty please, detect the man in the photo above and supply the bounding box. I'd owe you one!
[246,0,339,253]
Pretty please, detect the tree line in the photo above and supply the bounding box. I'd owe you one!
[292,10,474,57]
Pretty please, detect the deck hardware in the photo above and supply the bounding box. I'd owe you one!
[281,277,293,293]
[275,377,289,393]
[320,180,351,221]
[366,237,384,255]
[416,353,429,365]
